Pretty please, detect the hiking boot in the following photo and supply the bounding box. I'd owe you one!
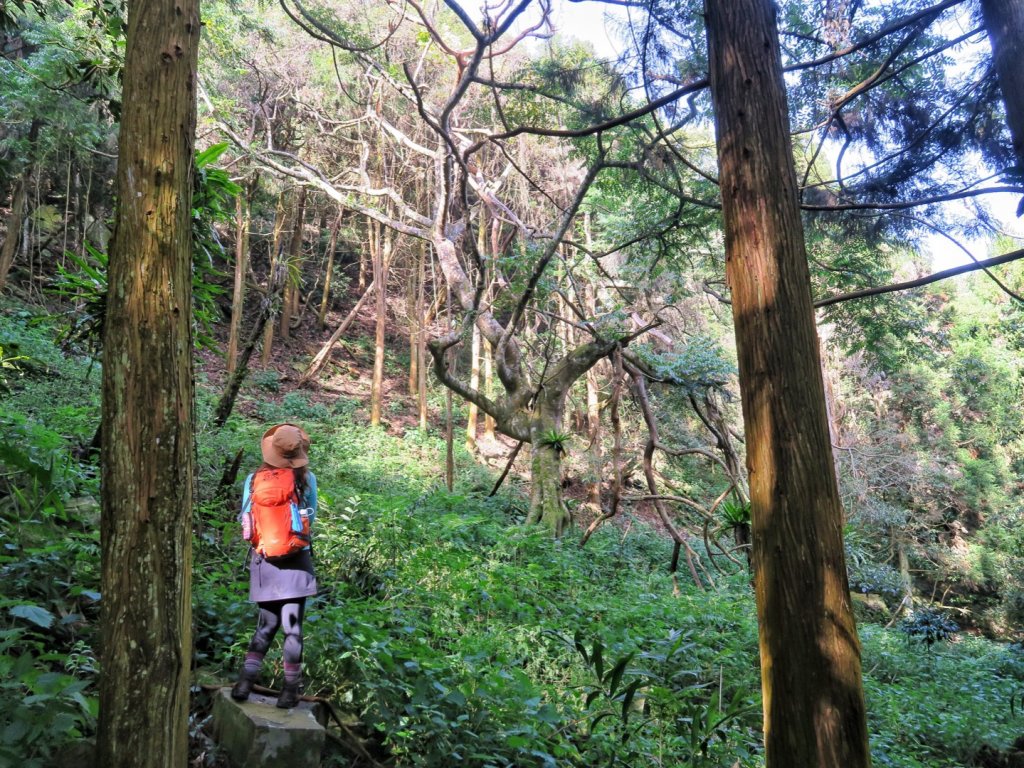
[231,669,257,701]
[276,681,301,709]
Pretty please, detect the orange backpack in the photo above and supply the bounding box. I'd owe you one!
[242,468,311,561]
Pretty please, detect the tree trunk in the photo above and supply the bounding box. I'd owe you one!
[318,207,343,329]
[705,1,871,766]
[408,266,419,397]
[465,212,486,448]
[370,220,389,426]
[896,533,914,618]
[280,186,306,339]
[417,241,428,430]
[0,177,26,292]
[466,324,480,451]
[525,395,570,536]
[215,266,284,427]
[300,279,375,385]
[483,339,495,439]
[97,0,199,764]
[261,190,288,366]
[444,284,454,490]
[358,215,370,291]
[226,179,253,375]
[585,284,602,509]
[982,0,1024,170]
[0,120,40,292]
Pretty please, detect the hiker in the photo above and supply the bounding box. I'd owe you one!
[231,423,318,709]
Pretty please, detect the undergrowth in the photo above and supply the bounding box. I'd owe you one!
[3,307,1024,766]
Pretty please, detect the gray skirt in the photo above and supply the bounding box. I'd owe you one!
[247,549,317,603]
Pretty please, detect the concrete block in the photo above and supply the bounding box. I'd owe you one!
[212,687,325,768]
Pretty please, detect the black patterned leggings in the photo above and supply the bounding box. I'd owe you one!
[247,598,306,664]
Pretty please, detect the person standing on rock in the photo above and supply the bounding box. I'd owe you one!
[231,423,318,709]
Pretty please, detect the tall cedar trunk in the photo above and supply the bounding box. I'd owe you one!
[585,366,601,508]
[62,157,75,264]
[370,221,388,426]
[982,0,1024,170]
[226,181,252,375]
[444,284,454,491]
[897,534,913,617]
[318,208,343,329]
[80,164,92,256]
[704,1,871,766]
[280,186,306,339]
[97,0,199,764]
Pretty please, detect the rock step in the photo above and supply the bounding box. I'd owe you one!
[212,687,325,768]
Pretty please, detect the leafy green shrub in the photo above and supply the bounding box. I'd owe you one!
[848,560,905,600]
[248,369,282,392]
[0,500,100,766]
[255,391,331,423]
[863,626,1022,765]
[0,632,97,768]
[0,312,99,444]
[900,608,960,647]
[332,396,360,418]
[632,336,735,392]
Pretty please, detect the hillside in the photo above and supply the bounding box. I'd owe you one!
[4,0,1024,764]
[3,297,1024,767]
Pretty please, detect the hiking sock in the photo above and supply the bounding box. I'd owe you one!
[231,653,264,701]
[283,662,302,686]
[244,651,264,677]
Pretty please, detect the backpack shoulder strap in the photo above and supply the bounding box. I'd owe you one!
[240,472,255,515]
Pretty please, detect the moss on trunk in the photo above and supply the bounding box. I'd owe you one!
[528,439,569,535]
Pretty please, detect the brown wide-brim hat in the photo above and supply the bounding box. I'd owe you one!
[261,423,310,468]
